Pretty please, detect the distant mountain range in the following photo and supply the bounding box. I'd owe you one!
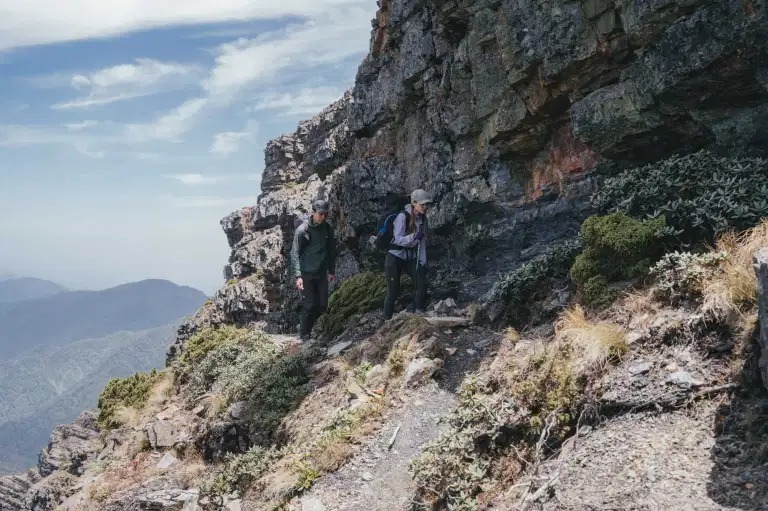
[0,278,208,474]
[0,278,207,360]
[0,277,66,303]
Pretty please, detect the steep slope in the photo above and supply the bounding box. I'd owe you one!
[0,278,65,304]
[0,323,179,474]
[0,279,207,359]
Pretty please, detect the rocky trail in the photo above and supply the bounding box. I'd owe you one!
[300,383,457,511]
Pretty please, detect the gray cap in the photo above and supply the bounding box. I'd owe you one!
[410,189,433,205]
[311,199,330,213]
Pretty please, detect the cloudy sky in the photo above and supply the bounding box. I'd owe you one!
[0,1,376,295]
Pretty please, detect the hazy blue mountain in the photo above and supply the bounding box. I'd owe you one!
[0,277,66,303]
[0,323,180,473]
[0,279,207,359]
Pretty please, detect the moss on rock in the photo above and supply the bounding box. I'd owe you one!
[316,272,388,339]
[571,213,666,306]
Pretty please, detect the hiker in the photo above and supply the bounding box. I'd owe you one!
[290,199,337,340]
[383,189,433,320]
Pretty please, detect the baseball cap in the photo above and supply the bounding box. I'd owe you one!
[312,199,330,213]
[410,189,433,205]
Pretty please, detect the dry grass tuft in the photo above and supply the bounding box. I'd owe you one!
[701,221,768,319]
[555,305,627,374]
[112,406,140,428]
[146,372,174,409]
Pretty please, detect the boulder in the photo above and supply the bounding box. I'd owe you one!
[754,248,768,391]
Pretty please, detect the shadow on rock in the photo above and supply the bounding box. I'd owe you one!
[707,327,768,509]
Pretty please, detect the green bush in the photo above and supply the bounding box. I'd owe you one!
[593,151,768,241]
[201,446,280,505]
[184,328,316,439]
[97,369,160,429]
[316,272,388,339]
[571,213,666,305]
[650,250,729,304]
[484,240,581,323]
[174,325,250,384]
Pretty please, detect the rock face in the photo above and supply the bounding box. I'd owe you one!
[37,411,100,477]
[167,0,768,361]
[754,247,768,391]
[0,472,38,510]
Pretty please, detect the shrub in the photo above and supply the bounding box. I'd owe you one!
[174,325,250,384]
[185,330,316,438]
[593,151,768,241]
[201,446,280,505]
[484,240,581,323]
[570,213,666,305]
[316,272,388,339]
[97,369,161,429]
[651,250,729,304]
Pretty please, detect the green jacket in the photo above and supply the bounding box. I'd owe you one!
[290,218,337,278]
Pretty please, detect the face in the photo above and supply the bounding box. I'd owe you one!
[312,210,328,224]
[413,202,429,215]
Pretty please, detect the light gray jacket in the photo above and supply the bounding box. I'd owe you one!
[388,204,427,266]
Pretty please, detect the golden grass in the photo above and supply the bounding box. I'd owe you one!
[146,372,174,409]
[555,305,627,374]
[701,221,768,319]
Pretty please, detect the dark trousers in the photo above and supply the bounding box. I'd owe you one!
[300,275,329,337]
[384,253,428,320]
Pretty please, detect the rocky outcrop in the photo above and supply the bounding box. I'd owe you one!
[0,472,38,510]
[167,0,768,356]
[37,411,99,477]
[754,247,768,390]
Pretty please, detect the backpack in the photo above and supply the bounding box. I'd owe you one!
[373,210,405,251]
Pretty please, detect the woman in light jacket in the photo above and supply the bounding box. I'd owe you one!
[383,189,432,319]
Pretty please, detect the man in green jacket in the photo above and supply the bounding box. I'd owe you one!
[290,199,337,340]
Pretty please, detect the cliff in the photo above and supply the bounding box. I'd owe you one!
[168,0,768,353]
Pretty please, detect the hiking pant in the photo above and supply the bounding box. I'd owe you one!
[384,253,428,320]
[300,274,328,338]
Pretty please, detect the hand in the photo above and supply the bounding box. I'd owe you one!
[296,277,304,291]
[328,274,336,283]
[415,231,424,242]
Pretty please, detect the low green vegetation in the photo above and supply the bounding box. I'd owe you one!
[201,446,280,506]
[570,213,666,306]
[650,250,730,304]
[485,240,581,323]
[174,325,252,384]
[97,369,161,429]
[316,272,388,339]
[593,150,768,241]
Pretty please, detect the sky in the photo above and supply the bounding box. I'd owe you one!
[0,0,377,295]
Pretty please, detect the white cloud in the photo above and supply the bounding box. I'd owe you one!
[64,120,100,131]
[210,120,258,156]
[124,98,208,143]
[169,173,222,185]
[250,86,345,116]
[50,58,200,110]
[204,10,371,102]
[0,0,372,52]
